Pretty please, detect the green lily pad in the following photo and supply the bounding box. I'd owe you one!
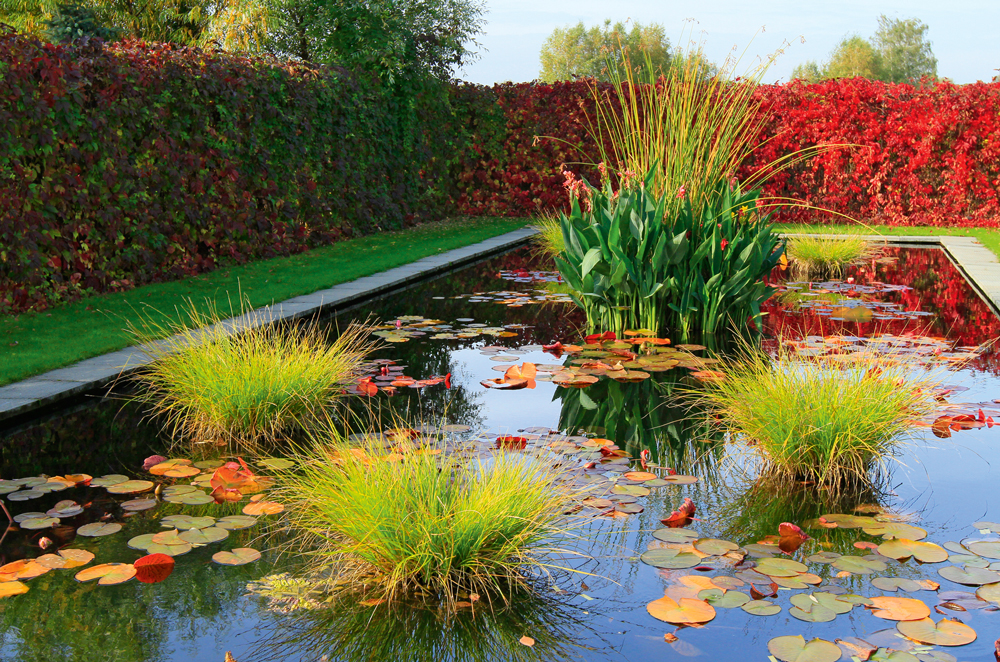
[162,485,199,497]
[90,474,130,487]
[20,517,58,530]
[756,557,808,577]
[872,578,924,592]
[178,527,229,545]
[742,599,781,616]
[700,589,750,608]
[965,540,1000,560]
[639,548,701,569]
[652,528,699,543]
[106,480,155,495]
[863,522,928,541]
[8,490,43,502]
[768,635,841,662]
[216,516,258,530]
[161,515,216,530]
[744,543,778,558]
[806,551,841,563]
[128,534,157,550]
[121,498,158,512]
[77,522,122,537]
[193,459,226,470]
[33,482,68,493]
[212,548,261,566]
[146,542,193,557]
[257,458,295,470]
[693,538,740,556]
[937,565,1000,586]
[832,555,886,574]
[789,602,837,623]
[793,592,854,615]
[819,513,875,529]
[611,484,650,497]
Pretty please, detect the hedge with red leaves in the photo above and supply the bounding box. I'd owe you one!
[453,79,1000,228]
[0,32,483,313]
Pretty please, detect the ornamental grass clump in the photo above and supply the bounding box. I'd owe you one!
[280,435,574,606]
[131,303,373,447]
[786,235,883,278]
[698,347,933,487]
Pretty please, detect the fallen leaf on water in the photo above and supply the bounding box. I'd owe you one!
[664,633,678,643]
[134,553,175,584]
[518,636,535,647]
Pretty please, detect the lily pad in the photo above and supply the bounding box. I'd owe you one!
[20,516,58,530]
[832,555,886,574]
[868,596,931,621]
[242,501,284,516]
[106,480,155,495]
[0,581,29,598]
[878,539,948,563]
[216,515,258,530]
[161,515,216,530]
[646,595,716,624]
[76,522,122,537]
[872,578,926,593]
[257,458,295,470]
[806,551,841,564]
[75,563,136,585]
[863,522,928,541]
[652,528,699,543]
[693,538,740,556]
[895,618,976,646]
[611,484,650,497]
[128,534,158,551]
[121,498,159,512]
[146,542,193,557]
[700,589,750,609]
[742,599,781,616]
[937,565,1000,586]
[768,635,841,662]
[965,540,1000,560]
[7,490,43,502]
[90,474,130,487]
[756,558,808,577]
[640,548,701,569]
[46,500,84,518]
[212,548,261,566]
[975,582,1000,604]
[178,527,229,545]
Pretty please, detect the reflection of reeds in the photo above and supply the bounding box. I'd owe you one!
[129,300,374,450]
[246,585,595,662]
[277,431,578,607]
[695,344,934,487]
[787,235,884,278]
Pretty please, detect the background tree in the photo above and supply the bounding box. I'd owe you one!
[790,14,936,84]
[539,19,672,82]
[42,2,118,41]
[873,14,937,83]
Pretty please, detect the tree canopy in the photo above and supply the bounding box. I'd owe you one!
[538,19,673,82]
[791,14,937,84]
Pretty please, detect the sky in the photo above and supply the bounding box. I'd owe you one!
[458,0,999,85]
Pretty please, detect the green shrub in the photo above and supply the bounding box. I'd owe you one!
[280,435,573,605]
[555,166,783,341]
[697,347,932,486]
[786,235,882,277]
[130,304,372,447]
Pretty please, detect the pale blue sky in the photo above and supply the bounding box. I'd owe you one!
[459,0,998,84]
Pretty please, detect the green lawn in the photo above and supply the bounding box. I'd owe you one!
[1,217,530,386]
[776,224,1000,260]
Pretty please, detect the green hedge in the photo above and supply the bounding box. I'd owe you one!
[0,31,499,313]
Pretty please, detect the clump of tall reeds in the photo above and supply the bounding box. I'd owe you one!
[696,346,933,486]
[130,302,373,447]
[531,212,564,259]
[786,235,883,278]
[279,433,574,606]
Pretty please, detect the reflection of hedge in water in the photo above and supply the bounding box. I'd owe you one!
[0,396,165,477]
[554,370,723,471]
[764,248,1000,372]
[248,590,592,662]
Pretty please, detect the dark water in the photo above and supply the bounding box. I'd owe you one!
[2,245,999,662]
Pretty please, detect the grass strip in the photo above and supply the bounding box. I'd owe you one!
[1,217,530,386]
[776,224,1000,260]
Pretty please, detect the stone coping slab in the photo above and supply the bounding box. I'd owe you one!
[0,227,538,425]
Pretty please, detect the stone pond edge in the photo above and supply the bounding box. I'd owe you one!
[2,228,998,426]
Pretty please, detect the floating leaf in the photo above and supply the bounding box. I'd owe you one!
[767,635,841,662]
[693,538,739,556]
[243,501,284,516]
[623,471,657,482]
[652,528,699,543]
[702,590,750,608]
[146,542,193,557]
[872,578,926,593]
[212,548,261,566]
[878,539,949,563]
[640,549,701,569]
[895,618,976,646]
[134,554,174,584]
[611,484,650,497]
[937,565,1000,586]
[832,555,887,575]
[864,522,928,541]
[46,500,84,518]
[19,517,57,530]
[58,549,94,568]
[869,596,931,621]
[76,522,122,537]
[756,558,808,577]
[75,563,136,585]
[819,513,876,528]
[976,582,1000,604]
[806,552,841,564]
[121,498,158,512]
[216,516,258,530]
[0,581,28,598]
[178,527,228,545]
[646,595,715,624]
[90,474,130,487]
[105,480,155,495]
[742,599,781,616]
[7,490,43,502]
[965,541,1000,560]
[161,515,216,530]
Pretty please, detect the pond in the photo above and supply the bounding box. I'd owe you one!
[1,244,998,662]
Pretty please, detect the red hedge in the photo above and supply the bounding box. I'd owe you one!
[452,79,1000,228]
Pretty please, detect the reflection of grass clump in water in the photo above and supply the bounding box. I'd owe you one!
[280,434,573,606]
[698,347,932,486]
[131,302,373,448]
[786,235,882,278]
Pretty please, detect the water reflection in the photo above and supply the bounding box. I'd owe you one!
[248,589,604,662]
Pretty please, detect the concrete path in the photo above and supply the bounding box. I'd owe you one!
[0,227,538,425]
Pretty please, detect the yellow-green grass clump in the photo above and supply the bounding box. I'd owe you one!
[131,303,373,447]
[786,235,882,278]
[280,435,574,606]
[698,348,932,486]
[532,213,564,259]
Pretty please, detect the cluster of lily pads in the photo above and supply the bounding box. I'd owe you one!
[371,316,527,344]
[775,280,933,324]
[639,504,1000,661]
[496,269,564,284]
[0,456,292,598]
[443,289,575,307]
